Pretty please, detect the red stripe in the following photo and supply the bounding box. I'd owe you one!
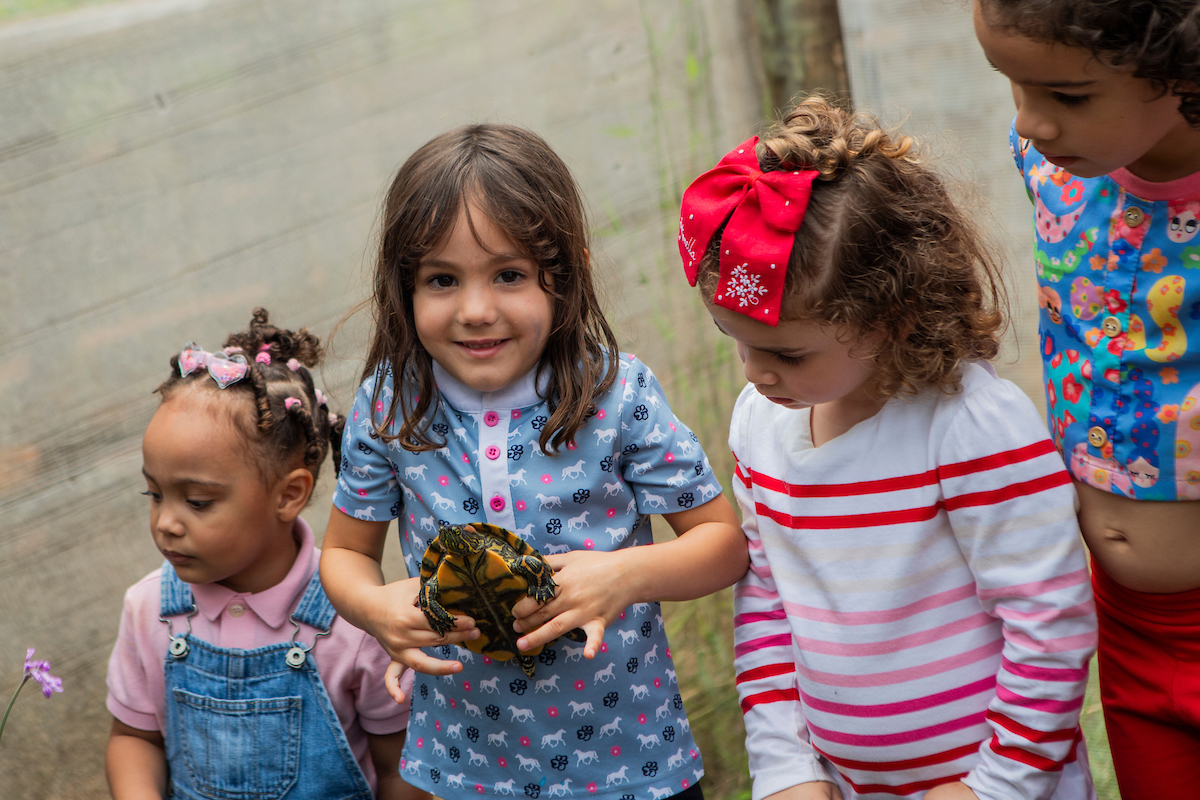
[943,471,1071,511]
[746,466,938,498]
[987,710,1080,744]
[813,741,981,771]
[839,772,971,796]
[938,439,1057,479]
[988,735,1077,772]
[734,609,787,626]
[740,688,798,713]
[736,662,795,685]
[757,501,944,530]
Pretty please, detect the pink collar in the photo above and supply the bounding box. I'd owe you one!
[190,518,315,629]
[1110,167,1200,202]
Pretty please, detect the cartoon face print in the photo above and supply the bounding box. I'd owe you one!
[1127,455,1160,488]
[1038,285,1063,324]
[1168,200,1200,243]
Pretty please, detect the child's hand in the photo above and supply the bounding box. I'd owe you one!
[510,550,634,658]
[384,660,408,704]
[923,782,978,800]
[371,576,480,674]
[765,782,844,800]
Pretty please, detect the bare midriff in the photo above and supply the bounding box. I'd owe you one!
[1077,481,1200,593]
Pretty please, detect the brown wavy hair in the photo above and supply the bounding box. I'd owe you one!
[693,95,1006,400]
[157,308,344,487]
[364,124,618,452]
[978,0,1200,125]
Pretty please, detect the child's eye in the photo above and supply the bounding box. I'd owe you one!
[426,274,456,289]
[187,499,214,511]
[773,353,805,366]
[140,490,161,503]
[1051,92,1088,107]
[496,269,525,285]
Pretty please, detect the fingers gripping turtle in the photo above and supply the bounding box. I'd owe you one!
[416,523,584,677]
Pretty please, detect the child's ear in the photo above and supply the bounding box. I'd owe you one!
[276,468,314,522]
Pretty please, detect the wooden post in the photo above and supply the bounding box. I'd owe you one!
[748,0,850,114]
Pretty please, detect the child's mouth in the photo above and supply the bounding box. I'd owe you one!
[162,550,193,565]
[457,339,507,355]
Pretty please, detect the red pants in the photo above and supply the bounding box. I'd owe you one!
[1092,560,1200,797]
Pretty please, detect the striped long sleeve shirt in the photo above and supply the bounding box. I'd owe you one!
[730,364,1097,800]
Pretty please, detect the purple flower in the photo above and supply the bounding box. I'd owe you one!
[24,649,63,698]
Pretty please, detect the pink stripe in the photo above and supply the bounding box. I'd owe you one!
[1005,630,1098,654]
[799,676,996,717]
[735,633,793,658]
[807,711,988,747]
[977,569,1090,602]
[995,600,1094,624]
[793,613,993,657]
[734,585,778,601]
[736,609,788,626]
[749,563,773,580]
[747,538,765,551]
[1001,657,1088,683]
[782,583,977,625]
[996,685,1084,714]
[794,640,1003,688]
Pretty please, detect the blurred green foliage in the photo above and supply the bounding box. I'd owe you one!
[0,0,115,23]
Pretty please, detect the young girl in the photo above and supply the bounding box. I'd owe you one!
[319,124,748,800]
[973,1,1200,794]
[105,310,423,800]
[679,97,1097,800]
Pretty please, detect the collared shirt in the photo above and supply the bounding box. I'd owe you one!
[1012,123,1200,501]
[335,354,714,800]
[106,518,407,791]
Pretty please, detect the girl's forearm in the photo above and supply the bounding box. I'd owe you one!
[617,519,749,603]
[106,725,167,800]
[318,545,390,637]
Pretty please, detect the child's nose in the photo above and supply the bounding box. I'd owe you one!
[154,506,184,537]
[741,349,777,386]
[1012,89,1059,144]
[457,284,499,326]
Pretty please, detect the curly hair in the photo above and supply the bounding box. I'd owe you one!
[364,123,619,453]
[978,0,1200,125]
[157,308,345,487]
[693,95,1006,400]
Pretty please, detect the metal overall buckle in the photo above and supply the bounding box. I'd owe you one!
[159,605,199,658]
[284,614,331,669]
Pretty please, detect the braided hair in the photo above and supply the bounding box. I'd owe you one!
[157,308,346,485]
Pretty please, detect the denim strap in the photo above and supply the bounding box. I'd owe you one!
[159,562,196,617]
[290,570,336,632]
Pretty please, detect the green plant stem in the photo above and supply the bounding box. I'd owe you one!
[0,676,31,746]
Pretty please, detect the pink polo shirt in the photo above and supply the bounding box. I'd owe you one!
[106,517,407,790]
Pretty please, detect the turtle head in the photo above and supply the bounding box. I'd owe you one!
[439,524,487,557]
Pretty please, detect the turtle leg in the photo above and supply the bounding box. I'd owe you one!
[417,575,457,636]
[513,555,557,604]
[516,654,537,678]
[564,628,587,643]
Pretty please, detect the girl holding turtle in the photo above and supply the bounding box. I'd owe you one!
[320,124,747,800]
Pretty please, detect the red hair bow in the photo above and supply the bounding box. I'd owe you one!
[678,137,817,326]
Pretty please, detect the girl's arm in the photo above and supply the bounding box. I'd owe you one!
[319,506,478,674]
[511,493,746,656]
[105,719,167,799]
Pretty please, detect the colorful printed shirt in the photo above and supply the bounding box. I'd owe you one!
[731,364,1097,800]
[334,355,714,800]
[1012,123,1200,500]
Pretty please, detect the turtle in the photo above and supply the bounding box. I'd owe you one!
[416,522,585,677]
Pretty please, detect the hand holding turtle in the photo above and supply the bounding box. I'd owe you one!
[370,575,480,675]
[511,549,637,658]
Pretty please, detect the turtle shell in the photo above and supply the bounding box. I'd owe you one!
[417,522,583,677]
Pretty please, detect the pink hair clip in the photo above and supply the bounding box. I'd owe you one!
[328,412,338,425]
[314,388,327,407]
[286,358,301,372]
[178,343,249,389]
[284,397,301,411]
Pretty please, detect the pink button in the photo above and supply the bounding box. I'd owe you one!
[489,495,506,512]
[511,409,521,420]
[486,445,501,460]
[484,411,499,427]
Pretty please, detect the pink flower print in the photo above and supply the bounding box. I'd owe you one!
[669,422,676,431]
[476,784,485,793]
[435,720,442,731]
[416,737,424,748]
[450,698,457,709]
[512,409,522,420]
[610,745,621,756]
[461,453,470,463]
[354,410,359,422]
[665,452,675,463]
[358,489,367,498]
[597,409,606,420]
[666,646,671,658]
[1142,248,1167,273]
[410,514,416,524]
[1061,180,1084,204]
[568,441,577,450]
[520,736,531,747]
[600,642,608,653]
[587,783,598,794]
[575,679,586,690]
[638,713,647,724]
[516,500,527,511]
[498,757,508,768]
[690,749,698,759]
[619,611,626,620]
[438,475,449,486]
[401,759,406,770]
[541,474,553,483]
[654,677,661,688]
[376,400,384,414]
[681,780,691,789]
[463,681,472,691]
[548,706,559,718]
[584,539,595,549]
[483,656,493,665]
[607,508,616,518]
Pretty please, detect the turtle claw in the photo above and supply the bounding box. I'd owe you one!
[564,627,587,643]
[516,654,537,678]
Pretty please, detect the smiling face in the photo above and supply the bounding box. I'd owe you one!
[974,1,1200,181]
[707,300,882,421]
[142,390,300,593]
[413,202,555,394]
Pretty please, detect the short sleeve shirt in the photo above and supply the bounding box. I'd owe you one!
[1013,123,1200,500]
[334,354,713,799]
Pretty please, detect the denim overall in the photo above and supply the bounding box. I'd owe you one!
[159,564,373,800]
